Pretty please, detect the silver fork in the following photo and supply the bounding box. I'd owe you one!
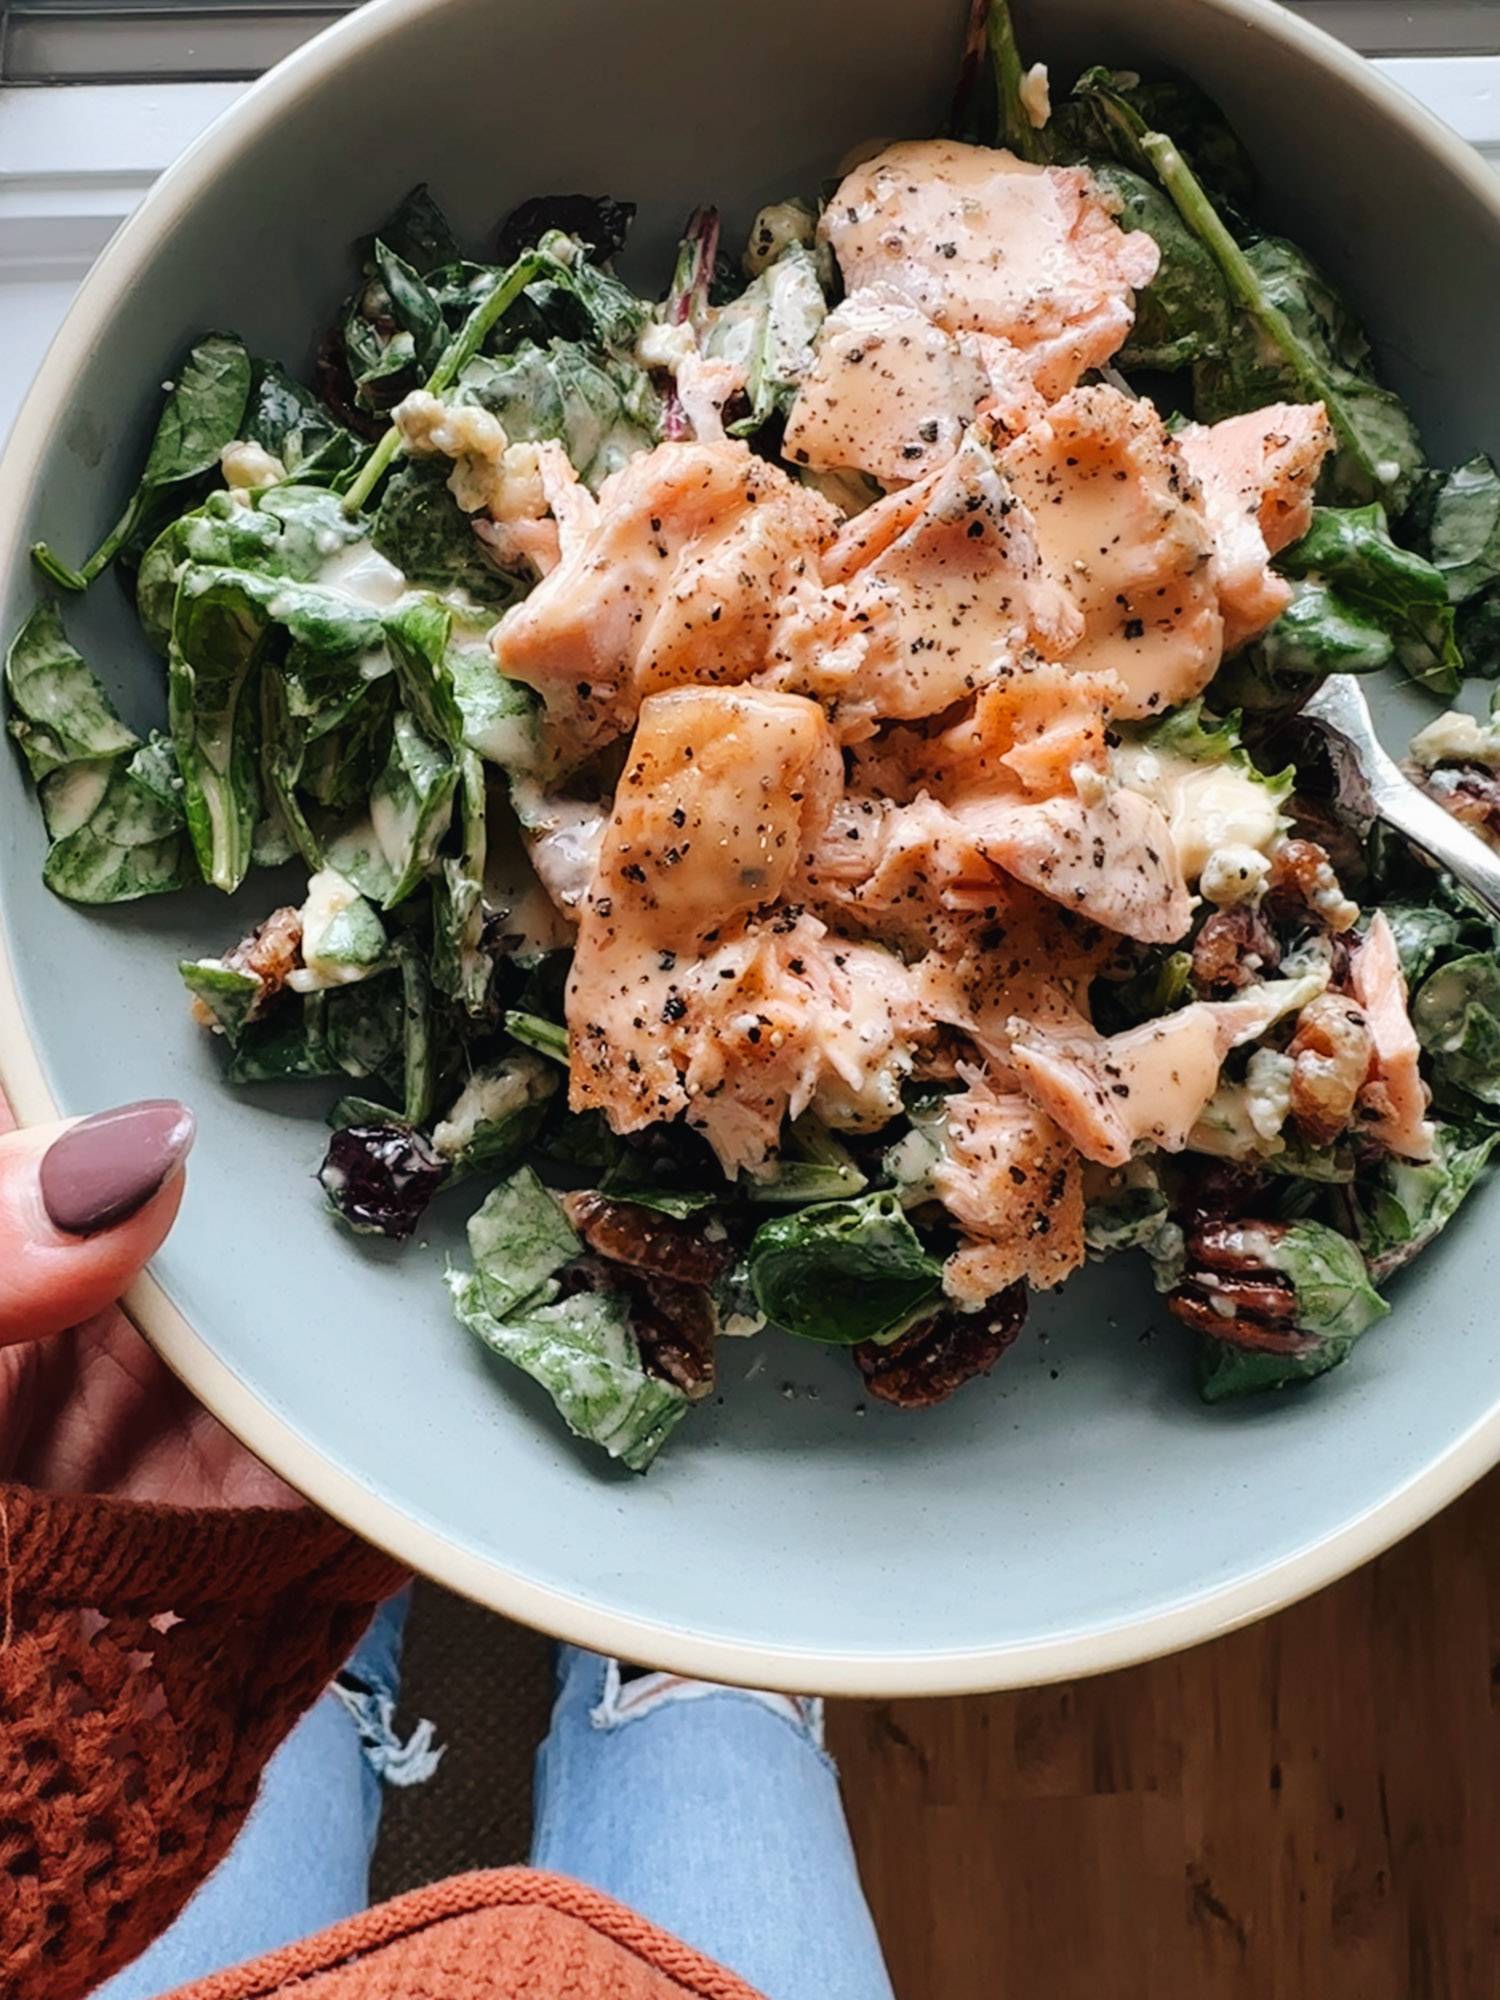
[1301,673,1500,924]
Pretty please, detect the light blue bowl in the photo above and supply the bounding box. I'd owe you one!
[3,0,1498,1693]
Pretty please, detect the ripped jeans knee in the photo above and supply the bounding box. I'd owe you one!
[584,1654,830,1767]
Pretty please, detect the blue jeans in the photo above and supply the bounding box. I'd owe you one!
[92,1611,894,2000]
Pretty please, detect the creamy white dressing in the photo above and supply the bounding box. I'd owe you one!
[1111,743,1284,880]
[289,868,385,990]
[1410,708,1500,770]
[433,1055,553,1159]
[316,540,409,610]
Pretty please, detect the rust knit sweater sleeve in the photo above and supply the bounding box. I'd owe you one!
[0,1481,407,2000]
[163,1869,767,2000]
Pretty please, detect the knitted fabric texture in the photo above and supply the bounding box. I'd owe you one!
[161,1869,767,2000]
[0,1482,406,2000]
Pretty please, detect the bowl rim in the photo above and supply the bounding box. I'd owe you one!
[4,0,1500,1695]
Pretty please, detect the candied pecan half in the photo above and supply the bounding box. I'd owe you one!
[1167,1219,1317,1356]
[1286,992,1375,1146]
[565,1254,717,1401]
[1178,1160,1272,1231]
[1266,838,1358,933]
[190,905,303,1028]
[853,1284,1027,1410]
[1191,906,1282,995]
[563,1191,732,1287]
[1415,763,1500,846]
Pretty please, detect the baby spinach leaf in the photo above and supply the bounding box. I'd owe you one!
[37,756,196,904]
[125,730,187,822]
[226,978,402,1084]
[1420,454,1500,603]
[1216,579,1394,710]
[370,459,523,604]
[393,930,437,1126]
[1413,951,1500,1105]
[431,748,491,1014]
[1088,162,1230,371]
[747,1190,945,1345]
[370,184,462,276]
[385,593,465,748]
[179,958,263,1036]
[447,1167,688,1470]
[1379,904,1463,987]
[368,708,458,905]
[298,868,389,988]
[168,568,272,892]
[374,240,447,377]
[245,362,362,485]
[34,334,252,590]
[1351,1120,1500,1283]
[4,602,139,780]
[1275,506,1461,696]
[456,339,660,487]
[1197,1221,1388,1401]
[431,1053,557,1174]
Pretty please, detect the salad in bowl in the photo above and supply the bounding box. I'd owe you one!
[9,0,1500,1475]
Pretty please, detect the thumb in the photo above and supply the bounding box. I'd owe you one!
[0,1101,195,1344]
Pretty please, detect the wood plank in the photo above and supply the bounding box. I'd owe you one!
[827,1465,1500,1999]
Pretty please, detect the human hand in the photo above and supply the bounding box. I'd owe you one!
[0,1095,297,1508]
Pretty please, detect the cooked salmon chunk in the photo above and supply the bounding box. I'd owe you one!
[782,286,1046,486]
[494,440,839,766]
[1350,910,1435,1161]
[1001,385,1223,719]
[565,685,946,1172]
[822,140,1159,399]
[1176,402,1333,651]
[931,1079,1086,1303]
[769,431,1082,739]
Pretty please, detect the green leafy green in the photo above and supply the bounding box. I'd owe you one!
[456,339,660,486]
[431,748,491,1013]
[1074,70,1423,512]
[245,362,361,486]
[703,244,827,436]
[1274,506,1460,696]
[1351,1120,1500,1282]
[1090,161,1231,370]
[37,754,196,903]
[179,958,262,1035]
[504,1008,569,1063]
[1415,454,1500,675]
[1413,952,1500,1105]
[300,868,389,987]
[747,1190,944,1345]
[1380,904,1463,987]
[1197,1221,1388,1401]
[368,709,457,905]
[4,602,139,780]
[1083,1176,1173,1257]
[168,567,272,892]
[392,930,436,1126]
[1217,578,1396,711]
[34,334,252,590]
[432,1054,557,1173]
[367,184,461,277]
[370,460,522,604]
[446,1166,688,1470]
[225,978,403,1084]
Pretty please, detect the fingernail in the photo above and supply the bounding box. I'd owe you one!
[40,1099,196,1237]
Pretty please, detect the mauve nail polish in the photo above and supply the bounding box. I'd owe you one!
[39,1099,196,1237]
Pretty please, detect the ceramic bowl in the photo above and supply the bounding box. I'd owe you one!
[3,0,1498,1693]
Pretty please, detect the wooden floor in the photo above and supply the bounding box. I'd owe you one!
[828,1465,1500,2000]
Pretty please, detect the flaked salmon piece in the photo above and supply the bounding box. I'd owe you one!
[953,784,1193,944]
[580,685,840,956]
[822,140,1159,398]
[867,662,1124,802]
[565,686,950,1171]
[1350,910,1435,1161]
[676,352,748,443]
[932,1077,1086,1303]
[469,440,596,578]
[1010,1007,1228,1167]
[494,440,839,766]
[768,431,1082,740]
[1009,974,1326,1166]
[1001,385,1223,721]
[782,286,1045,487]
[1176,403,1333,652]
